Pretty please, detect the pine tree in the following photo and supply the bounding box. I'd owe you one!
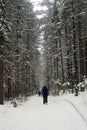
[0,0,6,104]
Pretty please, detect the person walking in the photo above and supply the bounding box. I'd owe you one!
[38,90,41,96]
[42,86,49,104]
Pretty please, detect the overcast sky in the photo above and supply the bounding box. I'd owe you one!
[30,0,46,52]
[30,0,48,11]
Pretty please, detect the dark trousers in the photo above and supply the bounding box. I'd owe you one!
[43,95,48,104]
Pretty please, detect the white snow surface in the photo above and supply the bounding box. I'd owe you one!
[0,91,87,130]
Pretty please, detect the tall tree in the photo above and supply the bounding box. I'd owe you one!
[0,0,7,104]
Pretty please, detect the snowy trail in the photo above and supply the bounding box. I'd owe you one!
[60,99,87,125]
[5,96,87,130]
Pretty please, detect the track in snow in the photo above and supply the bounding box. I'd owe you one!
[6,96,87,130]
[60,99,87,126]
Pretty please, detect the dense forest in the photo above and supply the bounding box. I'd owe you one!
[0,0,40,104]
[43,0,87,94]
[0,0,87,104]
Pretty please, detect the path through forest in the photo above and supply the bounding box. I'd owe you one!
[2,95,86,130]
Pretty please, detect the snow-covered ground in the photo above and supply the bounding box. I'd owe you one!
[0,91,87,130]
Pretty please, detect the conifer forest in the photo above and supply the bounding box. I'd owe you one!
[0,0,87,104]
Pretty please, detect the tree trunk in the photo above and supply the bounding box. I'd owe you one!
[0,60,3,104]
[59,29,64,83]
[72,0,78,84]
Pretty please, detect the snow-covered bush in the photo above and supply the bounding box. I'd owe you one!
[13,100,17,107]
[77,80,87,92]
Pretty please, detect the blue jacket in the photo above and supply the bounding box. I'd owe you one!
[42,86,48,96]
